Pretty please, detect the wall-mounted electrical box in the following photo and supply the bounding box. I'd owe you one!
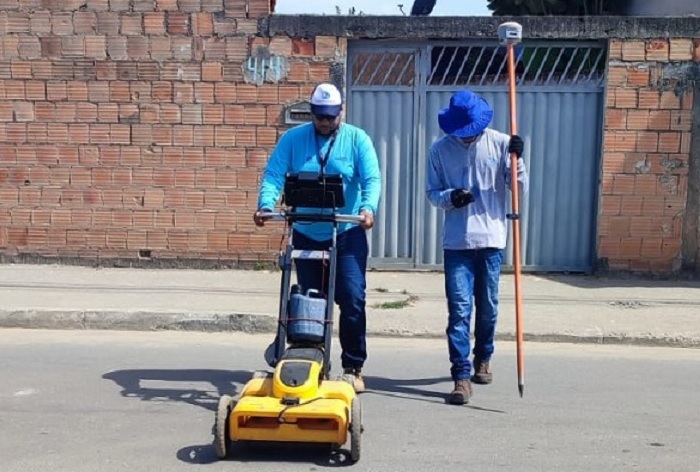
[284,100,313,125]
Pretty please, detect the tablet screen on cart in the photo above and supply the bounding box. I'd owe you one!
[282,172,345,209]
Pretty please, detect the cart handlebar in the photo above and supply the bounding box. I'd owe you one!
[259,210,365,225]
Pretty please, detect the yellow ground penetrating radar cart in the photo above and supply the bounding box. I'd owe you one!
[213,172,364,463]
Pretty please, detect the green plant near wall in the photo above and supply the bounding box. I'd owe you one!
[335,5,364,15]
[411,0,627,16]
[487,0,620,15]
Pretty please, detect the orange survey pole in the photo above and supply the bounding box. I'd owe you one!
[498,21,525,398]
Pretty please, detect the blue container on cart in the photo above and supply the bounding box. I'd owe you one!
[287,285,327,344]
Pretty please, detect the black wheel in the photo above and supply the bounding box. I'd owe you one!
[349,397,362,463]
[214,395,234,460]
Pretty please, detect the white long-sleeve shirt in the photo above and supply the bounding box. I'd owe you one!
[426,128,529,250]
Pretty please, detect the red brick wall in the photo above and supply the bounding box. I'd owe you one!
[1,6,698,274]
[598,38,698,273]
[0,0,344,266]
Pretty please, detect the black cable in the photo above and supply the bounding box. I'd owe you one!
[316,128,338,213]
[277,396,325,423]
[278,216,288,253]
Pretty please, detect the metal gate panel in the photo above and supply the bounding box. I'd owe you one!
[346,40,606,272]
[346,47,419,266]
[420,89,603,271]
[425,42,607,89]
[348,89,416,264]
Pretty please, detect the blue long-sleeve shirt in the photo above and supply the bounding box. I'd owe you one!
[426,128,529,250]
[258,122,382,241]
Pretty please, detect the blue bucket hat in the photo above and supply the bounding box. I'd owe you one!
[438,90,494,138]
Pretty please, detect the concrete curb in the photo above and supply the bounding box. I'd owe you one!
[0,310,278,333]
[2,309,699,349]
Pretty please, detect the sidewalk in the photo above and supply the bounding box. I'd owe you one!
[1,263,699,348]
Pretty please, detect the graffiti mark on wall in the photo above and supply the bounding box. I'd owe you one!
[244,47,289,84]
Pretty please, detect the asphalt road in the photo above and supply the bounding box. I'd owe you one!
[1,329,698,472]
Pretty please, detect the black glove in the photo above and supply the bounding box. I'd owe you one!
[509,135,524,158]
[450,189,475,209]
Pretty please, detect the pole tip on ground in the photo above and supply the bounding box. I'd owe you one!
[518,384,524,398]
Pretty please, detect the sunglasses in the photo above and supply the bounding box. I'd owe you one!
[313,114,338,122]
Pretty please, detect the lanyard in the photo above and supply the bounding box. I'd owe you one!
[315,130,338,172]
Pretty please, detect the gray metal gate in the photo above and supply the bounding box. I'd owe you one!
[347,40,607,272]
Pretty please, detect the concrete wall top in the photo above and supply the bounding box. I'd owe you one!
[263,15,700,40]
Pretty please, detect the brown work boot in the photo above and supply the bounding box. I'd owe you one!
[448,379,472,405]
[343,368,365,394]
[472,360,492,385]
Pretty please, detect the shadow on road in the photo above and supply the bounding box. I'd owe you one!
[102,368,251,412]
[364,376,508,413]
[364,375,451,403]
[177,442,356,468]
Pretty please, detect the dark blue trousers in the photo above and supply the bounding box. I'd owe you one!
[292,225,368,369]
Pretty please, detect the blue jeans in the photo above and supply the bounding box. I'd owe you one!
[444,248,504,381]
[292,226,368,370]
